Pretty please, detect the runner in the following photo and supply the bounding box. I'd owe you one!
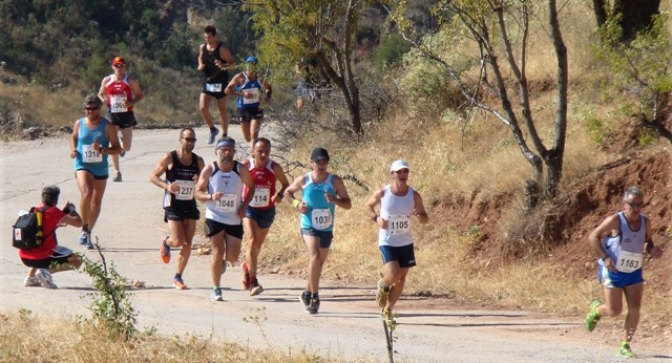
[149,128,205,290]
[364,159,428,322]
[19,186,83,289]
[225,56,272,144]
[70,95,122,249]
[195,137,255,301]
[585,186,663,358]
[241,137,290,296]
[198,25,236,144]
[284,147,351,314]
[97,56,143,182]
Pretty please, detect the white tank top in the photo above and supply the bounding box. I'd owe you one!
[378,185,415,247]
[205,161,243,225]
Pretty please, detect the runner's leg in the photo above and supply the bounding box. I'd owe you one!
[215,96,229,136]
[209,231,225,287]
[622,282,644,342]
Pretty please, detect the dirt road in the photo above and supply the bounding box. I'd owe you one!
[1,127,670,362]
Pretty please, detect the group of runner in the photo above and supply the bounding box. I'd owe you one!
[15,24,664,357]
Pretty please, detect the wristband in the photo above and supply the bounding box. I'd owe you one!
[292,199,300,208]
[372,215,378,222]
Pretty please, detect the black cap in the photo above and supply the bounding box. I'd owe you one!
[311,147,330,162]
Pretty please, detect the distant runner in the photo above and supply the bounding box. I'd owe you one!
[225,56,272,144]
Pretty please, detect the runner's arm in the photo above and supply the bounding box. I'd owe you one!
[195,164,214,201]
[238,165,256,209]
[412,190,429,224]
[644,216,663,258]
[284,175,306,207]
[128,78,144,105]
[272,162,290,202]
[365,189,385,222]
[330,175,352,210]
[224,74,243,96]
[97,77,109,103]
[219,45,235,67]
[70,119,80,158]
[588,214,619,260]
[101,123,122,155]
[149,153,172,191]
[197,44,205,71]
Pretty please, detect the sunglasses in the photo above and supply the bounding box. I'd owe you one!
[183,137,197,143]
[85,106,101,111]
[113,64,124,68]
[626,201,644,208]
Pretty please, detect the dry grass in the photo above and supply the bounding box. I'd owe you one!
[0,310,370,363]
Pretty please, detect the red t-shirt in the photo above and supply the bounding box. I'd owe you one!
[243,158,277,210]
[18,205,66,260]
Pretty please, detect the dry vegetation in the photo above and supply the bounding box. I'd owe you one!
[2,0,671,360]
[0,310,370,363]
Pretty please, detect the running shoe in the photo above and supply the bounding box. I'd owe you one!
[160,234,171,264]
[113,172,123,182]
[585,299,602,332]
[35,269,57,289]
[382,308,397,331]
[300,290,311,312]
[173,277,187,290]
[208,128,219,145]
[376,278,390,308]
[79,231,94,250]
[78,231,89,246]
[250,278,264,296]
[617,342,635,358]
[241,261,250,290]
[308,296,320,315]
[23,276,41,287]
[210,287,223,301]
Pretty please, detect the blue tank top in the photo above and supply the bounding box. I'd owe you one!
[235,72,263,109]
[300,173,336,231]
[74,117,110,176]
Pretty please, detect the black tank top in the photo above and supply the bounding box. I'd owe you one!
[202,42,229,82]
[164,151,200,210]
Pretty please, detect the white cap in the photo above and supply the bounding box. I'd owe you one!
[390,159,410,172]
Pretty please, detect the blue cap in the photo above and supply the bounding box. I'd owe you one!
[245,56,259,64]
[215,138,236,150]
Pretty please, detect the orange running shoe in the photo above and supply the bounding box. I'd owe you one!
[173,277,187,290]
[241,261,251,290]
[160,234,171,264]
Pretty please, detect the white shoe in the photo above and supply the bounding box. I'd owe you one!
[24,276,41,287]
[35,269,57,289]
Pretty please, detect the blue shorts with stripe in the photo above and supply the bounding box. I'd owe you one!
[597,264,644,289]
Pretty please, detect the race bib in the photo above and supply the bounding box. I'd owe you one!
[173,180,196,201]
[110,94,127,113]
[82,144,102,163]
[387,215,411,235]
[243,88,261,104]
[311,208,332,230]
[215,193,237,213]
[206,83,222,93]
[249,188,271,208]
[616,251,642,273]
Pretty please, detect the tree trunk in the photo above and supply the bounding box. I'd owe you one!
[613,0,660,41]
[592,0,608,28]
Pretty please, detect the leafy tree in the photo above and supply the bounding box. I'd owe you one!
[390,0,569,205]
[595,13,672,142]
[245,0,372,135]
[592,0,660,42]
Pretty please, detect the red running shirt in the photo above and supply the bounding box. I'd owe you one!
[105,74,134,113]
[18,205,66,260]
[243,158,276,210]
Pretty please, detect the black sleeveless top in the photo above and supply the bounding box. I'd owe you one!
[202,42,229,83]
[164,151,200,210]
